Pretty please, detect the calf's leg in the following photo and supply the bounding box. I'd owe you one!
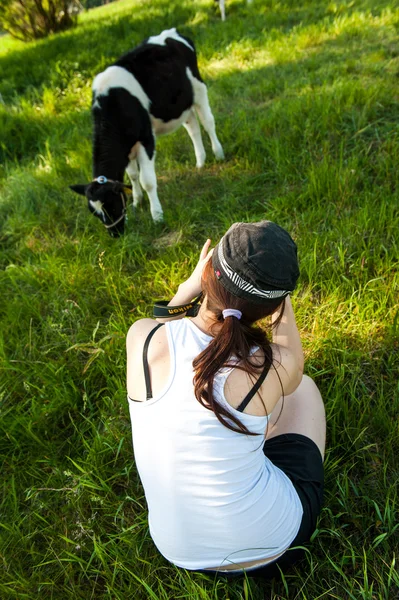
[188,72,224,161]
[219,0,226,21]
[126,158,143,208]
[183,109,206,168]
[137,145,164,223]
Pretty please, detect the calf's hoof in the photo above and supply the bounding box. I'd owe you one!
[196,152,206,169]
[214,144,225,161]
[152,212,164,224]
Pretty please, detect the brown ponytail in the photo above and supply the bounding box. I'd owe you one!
[192,260,285,436]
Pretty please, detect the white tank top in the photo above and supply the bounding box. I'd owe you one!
[128,318,303,570]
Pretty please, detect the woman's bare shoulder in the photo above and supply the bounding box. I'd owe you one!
[126,319,170,401]
[126,318,160,353]
[234,344,302,414]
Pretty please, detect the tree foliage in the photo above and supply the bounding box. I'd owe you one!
[0,0,82,41]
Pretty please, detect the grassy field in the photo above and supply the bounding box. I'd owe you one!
[1,0,398,598]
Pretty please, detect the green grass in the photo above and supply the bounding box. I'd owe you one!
[0,0,398,597]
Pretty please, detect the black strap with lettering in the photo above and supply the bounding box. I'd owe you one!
[153,293,203,319]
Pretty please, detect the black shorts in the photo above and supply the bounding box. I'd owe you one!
[201,433,324,579]
[253,433,324,577]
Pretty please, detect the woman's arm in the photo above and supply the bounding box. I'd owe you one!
[271,296,304,393]
[155,239,213,322]
[126,240,213,397]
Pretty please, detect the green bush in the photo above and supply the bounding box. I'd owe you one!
[0,0,81,41]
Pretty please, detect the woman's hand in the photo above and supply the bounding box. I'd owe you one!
[154,240,213,323]
[180,239,213,298]
[152,240,214,322]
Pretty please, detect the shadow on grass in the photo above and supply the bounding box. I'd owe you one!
[0,105,91,165]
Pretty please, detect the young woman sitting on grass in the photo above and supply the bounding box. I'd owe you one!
[126,221,326,577]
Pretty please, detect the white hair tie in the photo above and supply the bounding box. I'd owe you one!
[222,309,242,320]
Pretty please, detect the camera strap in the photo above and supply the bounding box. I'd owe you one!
[153,293,203,318]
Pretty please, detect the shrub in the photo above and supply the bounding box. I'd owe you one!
[0,0,82,41]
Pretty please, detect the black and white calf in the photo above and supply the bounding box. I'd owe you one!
[70,28,224,236]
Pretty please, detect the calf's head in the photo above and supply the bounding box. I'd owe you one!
[70,177,132,236]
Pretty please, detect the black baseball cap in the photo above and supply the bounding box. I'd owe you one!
[212,221,299,305]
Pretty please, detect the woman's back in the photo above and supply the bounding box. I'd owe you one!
[128,318,303,570]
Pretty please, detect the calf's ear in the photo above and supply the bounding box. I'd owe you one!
[69,184,88,196]
[112,182,132,193]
